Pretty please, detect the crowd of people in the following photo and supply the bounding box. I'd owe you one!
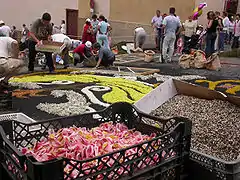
[147,8,240,61]
[0,7,240,91]
[80,14,112,49]
[0,12,116,92]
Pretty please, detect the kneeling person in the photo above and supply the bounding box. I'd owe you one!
[93,43,115,68]
[0,32,24,91]
[73,41,92,66]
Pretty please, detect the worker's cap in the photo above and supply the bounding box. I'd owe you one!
[86,18,91,23]
[0,20,4,25]
[85,41,92,48]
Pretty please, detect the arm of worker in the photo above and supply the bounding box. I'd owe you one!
[151,17,156,28]
[95,49,103,68]
[134,30,137,49]
[176,22,182,35]
[11,41,20,59]
[29,20,41,44]
[47,24,53,41]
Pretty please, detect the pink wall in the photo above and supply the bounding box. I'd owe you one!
[0,0,78,30]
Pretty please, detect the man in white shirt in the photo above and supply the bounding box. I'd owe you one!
[134,27,147,49]
[0,30,24,91]
[162,7,181,63]
[0,20,11,37]
[151,10,163,49]
[51,33,72,69]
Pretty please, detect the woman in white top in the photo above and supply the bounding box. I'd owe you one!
[183,15,197,51]
[97,15,110,49]
[228,17,234,44]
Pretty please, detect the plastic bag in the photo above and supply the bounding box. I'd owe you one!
[205,53,221,71]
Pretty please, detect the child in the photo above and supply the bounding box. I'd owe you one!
[196,25,206,50]
[176,36,184,55]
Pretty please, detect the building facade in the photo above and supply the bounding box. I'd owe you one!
[78,0,195,44]
[0,0,78,30]
[78,0,240,44]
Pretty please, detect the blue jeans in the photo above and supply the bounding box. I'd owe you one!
[97,34,109,49]
[218,31,225,51]
[162,32,176,62]
[205,32,217,58]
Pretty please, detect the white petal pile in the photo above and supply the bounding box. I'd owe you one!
[70,70,206,82]
[10,82,42,89]
[36,90,91,117]
[138,74,206,81]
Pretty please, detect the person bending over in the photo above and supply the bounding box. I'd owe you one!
[93,42,115,69]
[134,27,147,49]
[73,41,92,66]
[28,13,54,73]
[51,33,72,69]
[0,30,25,91]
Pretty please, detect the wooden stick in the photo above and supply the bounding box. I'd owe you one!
[114,59,144,65]
[138,69,160,75]
[126,66,159,71]
[127,67,136,74]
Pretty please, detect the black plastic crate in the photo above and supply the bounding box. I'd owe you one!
[0,91,12,110]
[0,102,191,180]
[188,149,240,180]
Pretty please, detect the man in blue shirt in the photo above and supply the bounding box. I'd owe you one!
[162,7,181,63]
[93,42,115,68]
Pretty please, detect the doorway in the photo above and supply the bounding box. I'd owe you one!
[66,9,79,39]
[224,0,239,16]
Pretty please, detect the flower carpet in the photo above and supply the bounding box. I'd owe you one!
[9,69,240,120]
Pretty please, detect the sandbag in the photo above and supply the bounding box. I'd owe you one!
[144,50,155,62]
[205,53,221,71]
[194,50,207,69]
[179,54,194,69]
[83,56,97,67]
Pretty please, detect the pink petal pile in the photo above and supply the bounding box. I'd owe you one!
[22,122,156,162]
[20,122,175,179]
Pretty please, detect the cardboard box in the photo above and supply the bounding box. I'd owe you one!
[134,79,240,114]
[35,41,63,53]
